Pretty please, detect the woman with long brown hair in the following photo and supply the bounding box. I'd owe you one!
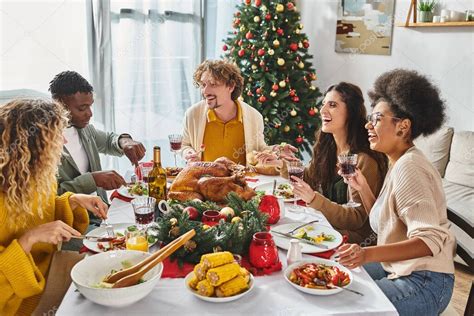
[0,99,108,315]
[292,82,387,244]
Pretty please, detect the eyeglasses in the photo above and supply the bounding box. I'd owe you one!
[366,112,401,127]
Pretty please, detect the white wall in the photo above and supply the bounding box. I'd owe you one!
[299,0,473,132]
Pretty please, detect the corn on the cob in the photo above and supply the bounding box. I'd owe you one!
[216,275,249,297]
[239,267,250,283]
[206,262,241,286]
[194,263,208,280]
[196,279,214,297]
[200,251,234,269]
[188,274,199,290]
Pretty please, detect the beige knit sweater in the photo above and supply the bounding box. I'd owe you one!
[376,147,456,279]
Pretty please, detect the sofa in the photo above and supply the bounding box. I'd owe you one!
[414,127,473,271]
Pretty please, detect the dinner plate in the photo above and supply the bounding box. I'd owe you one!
[254,180,297,202]
[271,222,343,254]
[83,223,158,253]
[184,272,254,303]
[117,185,146,199]
[284,258,353,295]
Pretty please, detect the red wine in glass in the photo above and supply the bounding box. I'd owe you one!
[337,154,361,207]
[134,206,154,226]
[170,141,182,151]
[340,162,356,176]
[288,167,304,183]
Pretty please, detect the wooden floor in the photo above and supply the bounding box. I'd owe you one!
[452,263,473,315]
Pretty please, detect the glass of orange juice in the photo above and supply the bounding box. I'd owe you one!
[126,230,149,252]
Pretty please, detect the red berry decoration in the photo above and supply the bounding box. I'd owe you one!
[289,43,298,51]
[255,0,262,6]
[238,49,245,57]
[245,31,254,39]
[272,84,279,91]
[257,48,265,56]
[276,28,284,36]
[303,40,310,48]
[287,2,295,10]
[309,108,316,116]
[292,96,300,102]
[258,95,267,103]
[289,89,296,97]
[222,44,228,51]
[265,14,271,20]
[296,136,304,144]
[256,87,262,94]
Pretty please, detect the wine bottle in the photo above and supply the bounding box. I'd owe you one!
[148,146,167,206]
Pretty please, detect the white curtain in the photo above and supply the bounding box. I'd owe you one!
[204,0,239,59]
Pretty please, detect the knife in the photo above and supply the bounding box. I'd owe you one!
[270,230,329,249]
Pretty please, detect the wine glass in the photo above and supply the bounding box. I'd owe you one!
[140,162,153,196]
[168,134,183,167]
[337,154,361,207]
[288,161,304,211]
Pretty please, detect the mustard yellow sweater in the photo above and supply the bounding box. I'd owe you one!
[0,189,89,316]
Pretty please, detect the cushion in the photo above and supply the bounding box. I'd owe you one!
[444,131,474,188]
[414,126,454,177]
[0,89,49,105]
[443,179,474,226]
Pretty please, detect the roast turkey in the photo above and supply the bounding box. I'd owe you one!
[167,157,256,203]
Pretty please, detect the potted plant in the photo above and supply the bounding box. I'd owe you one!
[418,0,437,22]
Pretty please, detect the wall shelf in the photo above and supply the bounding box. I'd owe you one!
[397,21,474,27]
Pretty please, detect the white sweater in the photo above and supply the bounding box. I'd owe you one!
[181,99,270,164]
[376,147,456,278]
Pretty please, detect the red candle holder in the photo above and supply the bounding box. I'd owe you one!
[249,232,280,268]
[202,210,221,227]
[258,195,281,224]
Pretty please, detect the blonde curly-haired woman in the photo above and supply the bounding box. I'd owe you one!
[0,99,108,315]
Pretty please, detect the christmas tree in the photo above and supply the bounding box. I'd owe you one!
[222,0,322,154]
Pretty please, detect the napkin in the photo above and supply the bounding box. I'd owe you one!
[110,190,133,203]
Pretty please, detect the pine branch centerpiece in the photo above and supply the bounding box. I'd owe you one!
[222,0,322,154]
[153,192,268,263]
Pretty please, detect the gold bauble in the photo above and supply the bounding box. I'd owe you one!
[277,58,285,66]
[278,80,286,88]
[290,109,297,116]
[273,39,280,47]
[284,125,290,132]
[276,4,284,12]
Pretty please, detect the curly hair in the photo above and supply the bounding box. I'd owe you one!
[368,69,446,139]
[0,99,68,227]
[305,82,387,193]
[49,70,93,100]
[193,60,244,101]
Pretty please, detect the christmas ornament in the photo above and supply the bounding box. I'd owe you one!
[284,125,290,132]
[296,136,304,144]
[299,23,304,29]
[259,60,265,67]
[184,240,197,252]
[256,87,262,94]
[258,95,266,103]
[169,226,180,237]
[297,123,303,129]
[222,44,228,51]
[240,26,246,32]
[251,64,257,70]
[238,39,243,46]
[298,61,304,69]
[298,42,303,48]
[310,85,316,90]
[270,91,277,97]
[272,39,280,47]
[309,108,316,116]
[292,96,300,102]
[290,109,297,116]
[261,4,267,11]
[265,13,271,20]
[303,40,310,48]
[245,31,254,39]
[268,49,275,55]
[238,49,245,57]
[276,28,284,36]
[255,0,262,6]
[220,206,235,218]
[254,16,261,23]
[274,121,281,128]
[202,224,210,230]
[183,206,199,220]
[310,73,317,80]
[295,29,300,34]
[247,90,253,96]
[277,58,285,66]
[278,80,286,88]
[257,48,265,56]
[272,84,279,91]
[287,2,295,10]
[276,4,284,12]
[231,216,242,223]
[245,0,251,5]
[170,218,178,226]
[289,43,298,51]
[289,89,296,97]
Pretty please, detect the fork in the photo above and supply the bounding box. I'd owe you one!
[100,219,115,237]
[287,219,320,235]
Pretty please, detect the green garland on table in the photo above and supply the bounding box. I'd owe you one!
[152,192,268,264]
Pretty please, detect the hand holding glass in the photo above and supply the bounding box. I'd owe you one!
[168,134,183,167]
[288,161,304,209]
[337,154,361,208]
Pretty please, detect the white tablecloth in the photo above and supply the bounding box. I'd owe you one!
[57,176,398,316]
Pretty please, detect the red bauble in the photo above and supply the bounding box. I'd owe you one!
[258,95,267,103]
[256,87,262,94]
[292,96,300,102]
[234,18,241,26]
[255,0,262,6]
[238,49,245,57]
[272,84,279,91]
[287,2,295,10]
[285,78,289,82]
[257,48,265,56]
[276,28,284,36]
[258,195,280,224]
[309,108,316,116]
[265,67,269,71]
[303,40,310,48]
[289,43,298,51]
[259,60,265,67]
[265,14,271,20]
[296,136,304,144]
[222,44,228,51]
[238,39,243,46]
[247,91,253,96]
[289,89,296,97]
[236,12,241,17]
[297,123,303,129]
[245,0,251,5]
[183,206,199,221]
[245,31,254,39]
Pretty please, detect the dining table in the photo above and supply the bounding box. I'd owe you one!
[57,175,398,316]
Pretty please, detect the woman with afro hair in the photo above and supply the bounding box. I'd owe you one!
[337,69,455,315]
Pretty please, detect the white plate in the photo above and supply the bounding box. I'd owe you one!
[184,271,254,303]
[284,258,353,295]
[271,223,343,254]
[116,185,144,199]
[254,180,297,202]
[83,223,157,253]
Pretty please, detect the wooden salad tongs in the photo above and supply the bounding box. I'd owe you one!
[103,229,196,288]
